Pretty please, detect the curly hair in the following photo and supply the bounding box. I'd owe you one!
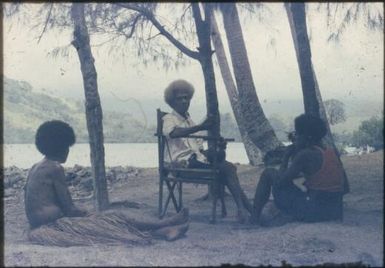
[164,79,195,107]
[35,120,76,157]
[294,114,327,143]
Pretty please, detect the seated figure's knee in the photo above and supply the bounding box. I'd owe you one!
[219,161,237,177]
[260,168,279,183]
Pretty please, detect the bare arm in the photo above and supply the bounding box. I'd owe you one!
[279,144,297,172]
[169,116,214,138]
[169,124,207,138]
[276,150,307,187]
[53,166,87,217]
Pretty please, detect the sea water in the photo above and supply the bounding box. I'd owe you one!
[3,143,250,169]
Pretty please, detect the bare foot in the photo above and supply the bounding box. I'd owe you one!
[195,192,210,202]
[170,207,189,225]
[153,222,189,241]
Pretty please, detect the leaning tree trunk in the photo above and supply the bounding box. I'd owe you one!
[220,3,282,154]
[192,3,220,149]
[285,2,350,194]
[211,13,261,165]
[192,3,222,200]
[71,3,110,210]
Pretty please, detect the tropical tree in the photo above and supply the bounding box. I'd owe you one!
[71,3,109,210]
[324,99,346,125]
[218,3,282,154]
[210,12,261,165]
[109,3,282,165]
[285,2,383,194]
[115,3,221,151]
[285,2,351,194]
[317,2,383,43]
[191,3,220,142]
[285,3,323,118]
[352,116,384,150]
[4,2,110,210]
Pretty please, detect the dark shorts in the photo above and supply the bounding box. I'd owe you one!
[272,182,343,222]
[187,156,212,169]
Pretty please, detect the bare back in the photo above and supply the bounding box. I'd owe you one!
[24,158,75,228]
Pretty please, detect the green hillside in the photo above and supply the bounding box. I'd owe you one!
[6,76,376,145]
[3,77,156,143]
[3,77,246,144]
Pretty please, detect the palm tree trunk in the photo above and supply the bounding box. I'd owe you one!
[211,13,261,165]
[220,3,282,154]
[71,3,110,210]
[284,2,319,116]
[285,2,350,194]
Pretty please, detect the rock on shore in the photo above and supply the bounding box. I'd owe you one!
[3,165,143,199]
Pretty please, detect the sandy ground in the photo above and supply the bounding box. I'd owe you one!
[3,151,383,266]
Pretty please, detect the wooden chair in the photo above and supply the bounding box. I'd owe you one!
[155,108,233,223]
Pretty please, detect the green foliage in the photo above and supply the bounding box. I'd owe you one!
[3,77,241,144]
[220,113,241,141]
[351,116,384,150]
[3,77,156,144]
[332,131,353,145]
[324,99,346,125]
[332,131,353,154]
[315,3,384,42]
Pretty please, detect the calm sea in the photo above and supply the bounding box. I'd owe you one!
[3,143,250,169]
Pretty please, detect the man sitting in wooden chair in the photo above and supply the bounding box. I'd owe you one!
[161,79,252,223]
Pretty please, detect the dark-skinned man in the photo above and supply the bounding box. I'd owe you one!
[251,114,348,225]
[162,79,252,223]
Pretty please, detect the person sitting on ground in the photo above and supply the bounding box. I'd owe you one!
[24,120,189,246]
[162,79,252,223]
[251,114,348,225]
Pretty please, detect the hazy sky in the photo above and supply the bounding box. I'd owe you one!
[3,3,384,117]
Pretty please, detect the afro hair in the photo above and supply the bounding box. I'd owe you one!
[294,114,327,143]
[35,120,76,157]
[164,79,195,107]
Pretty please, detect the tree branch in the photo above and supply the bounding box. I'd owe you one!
[146,32,162,41]
[180,3,192,22]
[116,3,200,60]
[119,14,142,39]
[37,3,53,44]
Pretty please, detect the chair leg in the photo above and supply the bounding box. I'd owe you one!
[178,182,183,212]
[159,178,164,219]
[220,184,227,218]
[162,190,172,219]
[210,182,218,224]
[164,181,179,214]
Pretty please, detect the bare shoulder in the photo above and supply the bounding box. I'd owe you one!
[39,159,65,175]
[293,147,321,161]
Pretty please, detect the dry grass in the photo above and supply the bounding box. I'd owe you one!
[28,212,152,247]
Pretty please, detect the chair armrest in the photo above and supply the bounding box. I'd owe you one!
[183,135,235,142]
[154,133,234,142]
[166,167,219,173]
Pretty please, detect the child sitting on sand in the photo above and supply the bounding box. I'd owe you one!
[24,120,189,246]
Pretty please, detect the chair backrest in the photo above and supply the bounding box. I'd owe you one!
[156,108,168,174]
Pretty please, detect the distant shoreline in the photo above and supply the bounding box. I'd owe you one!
[2,142,158,145]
